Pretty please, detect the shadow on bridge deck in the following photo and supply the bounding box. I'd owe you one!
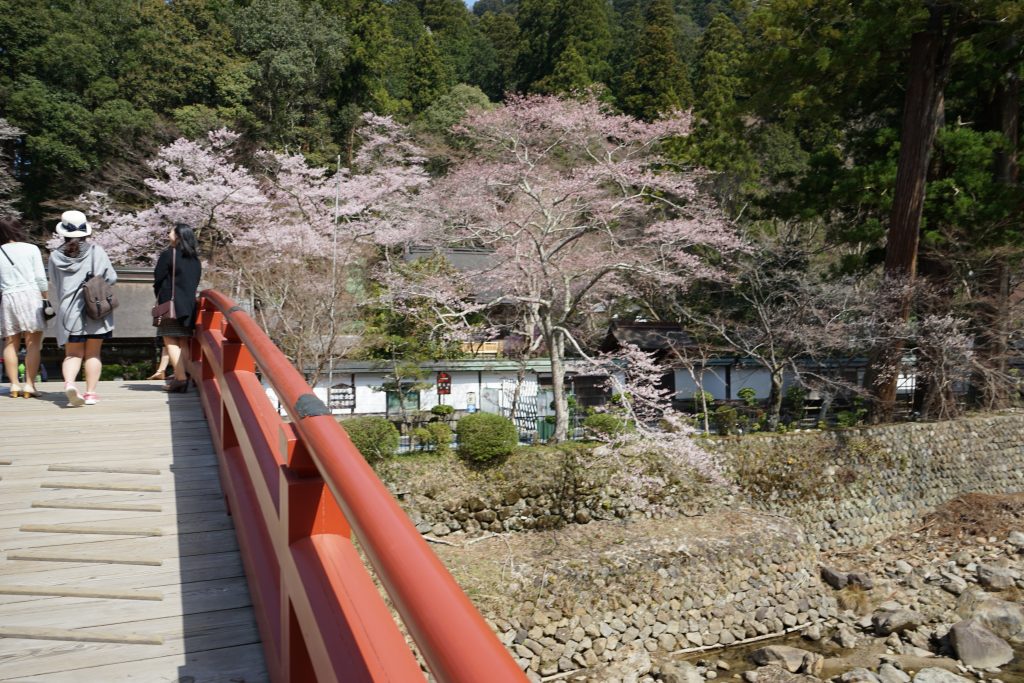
[0,381,267,682]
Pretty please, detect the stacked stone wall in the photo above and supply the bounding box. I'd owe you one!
[713,413,1024,550]
[386,413,1024,678]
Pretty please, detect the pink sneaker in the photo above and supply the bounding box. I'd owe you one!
[65,383,85,407]
[83,392,99,405]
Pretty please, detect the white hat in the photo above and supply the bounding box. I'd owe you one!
[56,210,92,238]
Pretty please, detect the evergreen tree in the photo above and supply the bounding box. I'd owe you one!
[615,0,691,120]
[478,10,524,97]
[539,42,592,95]
[410,33,456,113]
[684,10,754,201]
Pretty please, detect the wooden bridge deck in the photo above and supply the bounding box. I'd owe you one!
[0,381,267,682]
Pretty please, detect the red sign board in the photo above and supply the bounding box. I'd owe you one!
[437,372,451,395]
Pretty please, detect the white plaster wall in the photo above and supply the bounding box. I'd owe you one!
[674,368,729,401]
[732,368,773,399]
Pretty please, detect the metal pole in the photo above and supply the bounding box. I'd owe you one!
[328,154,341,404]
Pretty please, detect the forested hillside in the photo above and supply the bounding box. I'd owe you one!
[0,0,1021,423]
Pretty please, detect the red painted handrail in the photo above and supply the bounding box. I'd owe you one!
[191,290,527,683]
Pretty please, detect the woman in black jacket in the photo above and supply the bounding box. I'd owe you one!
[153,223,202,393]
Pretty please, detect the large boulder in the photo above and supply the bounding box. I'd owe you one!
[976,563,1020,591]
[947,619,1014,669]
[749,646,823,676]
[912,668,971,683]
[747,664,823,683]
[873,609,925,636]
[599,645,651,683]
[822,565,850,589]
[660,661,704,683]
[955,588,1024,641]
[839,667,881,683]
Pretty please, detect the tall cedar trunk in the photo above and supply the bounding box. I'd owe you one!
[976,56,1019,407]
[868,7,956,422]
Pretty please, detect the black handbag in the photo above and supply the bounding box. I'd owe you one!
[152,248,176,326]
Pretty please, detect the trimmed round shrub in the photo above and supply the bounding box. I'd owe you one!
[431,404,455,417]
[456,413,518,464]
[339,416,400,463]
[582,412,629,439]
[426,422,452,457]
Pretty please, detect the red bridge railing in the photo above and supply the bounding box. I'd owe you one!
[191,290,527,683]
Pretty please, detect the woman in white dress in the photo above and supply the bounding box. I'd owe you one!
[0,217,48,397]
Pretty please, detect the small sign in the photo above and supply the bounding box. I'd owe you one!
[437,372,451,395]
[329,383,355,410]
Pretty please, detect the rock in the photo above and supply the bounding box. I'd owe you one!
[834,625,860,649]
[660,661,703,683]
[749,646,821,675]
[748,665,821,683]
[947,619,1014,669]
[1008,531,1024,549]
[895,561,914,575]
[911,668,972,683]
[803,624,822,641]
[849,573,874,590]
[955,588,1024,640]
[873,610,924,636]
[430,522,451,536]
[878,663,911,683]
[600,645,651,683]
[839,667,881,683]
[822,566,850,589]
[976,564,1019,591]
[939,572,968,596]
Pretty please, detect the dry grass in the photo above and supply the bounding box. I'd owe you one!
[920,492,1024,540]
[835,584,874,615]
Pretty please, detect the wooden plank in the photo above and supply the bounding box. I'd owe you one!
[31,501,163,513]
[0,381,266,682]
[20,525,164,537]
[0,626,164,645]
[0,585,163,601]
[5,552,163,567]
[47,465,163,476]
[41,483,163,493]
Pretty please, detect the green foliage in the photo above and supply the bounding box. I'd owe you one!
[784,385,807,421]
[615,0,690,120]
[712,405,738,435]
[431,404,455,417]
[98,361,152,381]
[340,416,400,464]
[835,408,867,429]
[426,421,452,456]
[737,387,758,406]
[457,412,518,464]
[582,412,629,439]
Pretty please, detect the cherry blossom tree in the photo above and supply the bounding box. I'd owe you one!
[73,115,427,380]
[380,94,742,442]
[0,118,22,217]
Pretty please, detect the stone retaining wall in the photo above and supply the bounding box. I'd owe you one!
[433,512,837,679]
[713,413,1024,550]
[388,413,1024,678]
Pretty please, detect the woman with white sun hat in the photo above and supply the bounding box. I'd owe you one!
[47,210,117,406]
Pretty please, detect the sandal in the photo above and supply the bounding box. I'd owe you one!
[21,384,37,398]
[163,379,189,393]
[65,383,85,407]
[9,384,20,398]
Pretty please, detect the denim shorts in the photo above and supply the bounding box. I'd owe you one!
[67,331,113,343]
